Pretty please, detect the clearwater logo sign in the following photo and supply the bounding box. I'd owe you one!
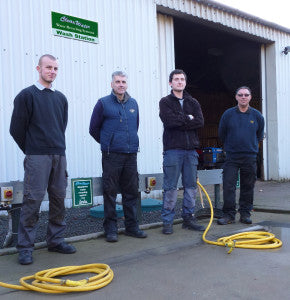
[51,12,98,44]
[71,178,93,207]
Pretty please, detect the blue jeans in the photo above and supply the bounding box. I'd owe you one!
[161,149,199,224]
[222,156,257,218]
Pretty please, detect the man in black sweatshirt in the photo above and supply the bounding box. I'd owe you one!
[159,69,205,234]
[10,54,76,265]
[218,86,264,225]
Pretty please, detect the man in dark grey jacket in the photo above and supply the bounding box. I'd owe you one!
[10,54,76,265]
[159,69,205,234]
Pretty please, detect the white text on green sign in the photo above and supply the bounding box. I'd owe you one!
[51,11,98,44]
[72,178,93,207]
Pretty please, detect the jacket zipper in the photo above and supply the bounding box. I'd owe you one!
[182,101,190,149]
[121,103,130,153]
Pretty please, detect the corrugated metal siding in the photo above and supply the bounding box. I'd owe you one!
[1,0,290,181]
[155,0,290,180]
[156,0,278,42]
[157,14,175,97]
[0,0,164,184]
[275,33,290,179]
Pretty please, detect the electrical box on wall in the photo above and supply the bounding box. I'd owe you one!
[0,186,13,203]
[146,177,156,190]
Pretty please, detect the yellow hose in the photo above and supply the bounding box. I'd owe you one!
[0,263,113,293]
[197,181,283,253]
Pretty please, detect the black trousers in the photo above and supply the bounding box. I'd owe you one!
[102,152,139,234]
[222,156,257,218]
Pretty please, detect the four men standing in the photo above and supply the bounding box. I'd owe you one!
[9,56,265,263]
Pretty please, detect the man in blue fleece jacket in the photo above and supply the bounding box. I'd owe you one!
[89,71,147,242]
[218,86,264,225]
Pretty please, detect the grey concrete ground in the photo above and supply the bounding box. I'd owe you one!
[1,180,290,299]
[254,180,290,212]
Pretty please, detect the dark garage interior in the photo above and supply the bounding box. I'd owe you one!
[173,17,263,177]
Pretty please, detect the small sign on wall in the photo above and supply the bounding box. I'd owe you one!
[71,178,93,207]
[51,11,98,44]
[236,171,240,188]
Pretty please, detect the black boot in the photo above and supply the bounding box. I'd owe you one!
[162,223,173,234]
[182,218,205,231]
[217,215,235,225]
[240,215,252,224]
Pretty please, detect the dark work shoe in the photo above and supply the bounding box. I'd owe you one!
[217,215,235,225]
[106,233,118,243]
[48,242,76,254]
[240,216,252,224]
[182,219,205,231]
[162,224,173,235]
[18,250,33,265]
[124,229,147,238]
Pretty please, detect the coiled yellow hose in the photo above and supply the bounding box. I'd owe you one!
[197,181,283,253]
[0,263,113,293]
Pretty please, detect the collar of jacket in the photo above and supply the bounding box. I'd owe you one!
[111,90,131,103]
[235,105,251,114]
[170,89,191,100]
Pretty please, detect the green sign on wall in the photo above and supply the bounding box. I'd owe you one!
[51,11,98,44]
[72,178,93,207]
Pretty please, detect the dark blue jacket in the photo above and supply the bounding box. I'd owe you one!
[89,91,139,153]
[218,106,264,158]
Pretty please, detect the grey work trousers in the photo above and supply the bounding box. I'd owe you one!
[17,155,68,252]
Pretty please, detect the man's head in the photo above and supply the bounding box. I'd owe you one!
[111,71,128,100]
[235,86,252,110]
[169,69,187,93]
[36,54,58,87]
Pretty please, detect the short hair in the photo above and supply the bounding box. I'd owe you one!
[235,86,252,95]
[169,69,187,82]
[112,71,128,81]
[38,54,57,66]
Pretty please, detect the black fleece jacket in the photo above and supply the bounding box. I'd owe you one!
[159,90,204,151]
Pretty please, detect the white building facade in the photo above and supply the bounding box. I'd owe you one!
[1,0,290,195]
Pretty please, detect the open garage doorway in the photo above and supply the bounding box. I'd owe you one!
[173,17,264,178]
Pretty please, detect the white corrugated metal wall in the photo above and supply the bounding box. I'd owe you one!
[1,0,290,185]
[156,0,290,180]
[0,0,164,188]
[275,32,290,179]
[157,14,175,96]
